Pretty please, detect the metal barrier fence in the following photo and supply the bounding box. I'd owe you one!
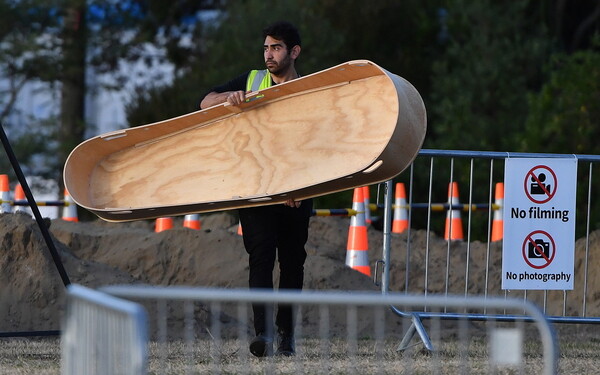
[99,285,557,374]
[61,284,148,375]
[376,149,600,350]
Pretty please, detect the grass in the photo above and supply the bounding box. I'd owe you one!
[1,329,599,374]
[0,338,60,375]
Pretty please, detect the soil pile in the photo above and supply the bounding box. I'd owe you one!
[1,211,599,335]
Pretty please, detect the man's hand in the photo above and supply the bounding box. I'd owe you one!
[283,198,301,208]
[226,90,246,106]
[200,90,247,109]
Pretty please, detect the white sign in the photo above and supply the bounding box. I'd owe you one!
[502,158,577,290]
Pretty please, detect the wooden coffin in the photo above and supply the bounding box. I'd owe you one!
[64,60,427,221]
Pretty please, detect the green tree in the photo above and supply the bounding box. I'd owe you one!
[314,0,439,103]
[524,39,600,236]
[0,1,64,179]
[427,0,553,152]
[59,0,87,188]
[0,0,219,184]
[523,42,600,154]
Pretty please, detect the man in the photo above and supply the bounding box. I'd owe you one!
[200,21,312,357]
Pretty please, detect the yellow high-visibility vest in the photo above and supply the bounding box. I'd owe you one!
[246,69,271,92]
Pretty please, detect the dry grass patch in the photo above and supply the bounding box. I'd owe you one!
[1,331,600,374]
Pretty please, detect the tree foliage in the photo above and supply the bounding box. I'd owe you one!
[1,0,599,228]
[426,0,554,152]
[524,37,600,236]
[0,0,220,182]
[524,38,600,154]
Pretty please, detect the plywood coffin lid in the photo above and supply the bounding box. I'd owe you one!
[63,60,427,221]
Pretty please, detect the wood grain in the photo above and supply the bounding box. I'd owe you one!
[64,60,426,221]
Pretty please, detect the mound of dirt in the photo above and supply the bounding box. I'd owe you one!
[0,212,378,335]
[1,210,599,336]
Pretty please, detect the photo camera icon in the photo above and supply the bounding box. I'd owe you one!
[528,239,550,259]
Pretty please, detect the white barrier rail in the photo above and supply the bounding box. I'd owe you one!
[100,285,557,375]
[61,284,148,375]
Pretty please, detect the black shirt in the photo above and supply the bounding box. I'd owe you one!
[201,70,279,106]
[210,71,252,93]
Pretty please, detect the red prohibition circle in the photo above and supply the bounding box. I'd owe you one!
[522,230,556,269]
[524,165,557,204]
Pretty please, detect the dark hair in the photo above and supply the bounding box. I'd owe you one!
[263,21,301,50]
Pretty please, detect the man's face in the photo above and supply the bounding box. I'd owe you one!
[263,36,293,75]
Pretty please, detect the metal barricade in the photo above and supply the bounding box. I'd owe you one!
[375,149,600,351]
[101,285,557,375]
[61,284,148,375]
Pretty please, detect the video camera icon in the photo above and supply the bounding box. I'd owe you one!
[530,173,551,195]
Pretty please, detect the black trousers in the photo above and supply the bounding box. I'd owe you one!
[238,199,312,335]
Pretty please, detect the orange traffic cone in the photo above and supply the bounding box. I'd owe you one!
[346,187,370,276]
[13,183,28,214]
[444,182,464,241]
[237,220,243,236]
[491,182,504,242]
[362,186,372,225]
[183,214,201,230]
[0,174,10,213]
[392,182,409,233]
[155,217,173,232]
[62,188,79,222]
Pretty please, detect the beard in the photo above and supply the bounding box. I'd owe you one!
[266,54,292,76]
